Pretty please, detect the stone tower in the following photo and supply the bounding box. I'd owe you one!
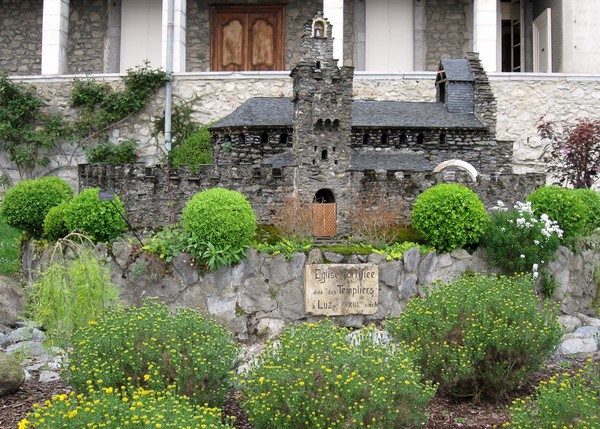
[289,11,355,236]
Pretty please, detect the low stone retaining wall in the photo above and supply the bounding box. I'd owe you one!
[21,241,599,344]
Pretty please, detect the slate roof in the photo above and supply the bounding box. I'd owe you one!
[439,58,474,81]
[351,150,434,172]
[210,97,487,130]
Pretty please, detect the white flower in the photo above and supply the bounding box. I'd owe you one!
[533,271,539,280]
[533,263,539,271]
[520,254,525,258]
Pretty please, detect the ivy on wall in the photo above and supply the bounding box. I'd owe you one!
[0,63,169,178]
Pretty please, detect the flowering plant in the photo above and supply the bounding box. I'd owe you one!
[481,201,562,286]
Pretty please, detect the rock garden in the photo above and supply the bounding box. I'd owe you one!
[0,175,599,429]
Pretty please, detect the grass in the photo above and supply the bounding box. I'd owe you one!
[0,214,20,275]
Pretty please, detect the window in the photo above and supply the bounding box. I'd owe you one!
[500,0,522,72]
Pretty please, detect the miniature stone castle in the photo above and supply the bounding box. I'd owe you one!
[79,12,544,236]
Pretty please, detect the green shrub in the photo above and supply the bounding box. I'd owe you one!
[526,186,588,245]
[170,126,212,172]
[505,359,600,428]
[28,240,119,346]
[43,201,70,241]
[0,176,72,238]
[0,214,20,275]
[67,301,239,407]
[573,188,600,232]
[237,320,436,429]
[64,187,127,242]
[386,274,562,402]
[20,386,230,429]
[481,201,562,282]
[86,138,139,164]
[182,187,256,248]
[410,184,489,253]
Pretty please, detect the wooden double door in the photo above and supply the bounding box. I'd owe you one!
[211,5,285,71]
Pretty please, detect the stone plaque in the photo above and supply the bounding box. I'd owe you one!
[305,264,379,316]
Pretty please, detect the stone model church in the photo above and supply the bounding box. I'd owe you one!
[80,12,544,237]
[207,11,527,237]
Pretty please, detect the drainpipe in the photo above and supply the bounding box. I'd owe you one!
[164,0,175,153]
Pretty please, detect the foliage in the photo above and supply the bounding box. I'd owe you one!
[350,189,407,245]
[66,301,239,407]
[71,63,169,137]
[86,138,139,164]
[18,386,230,429]
[526,186,588,246]
[572,188,600,232]
[538,115,600,189]
[28,235,119,347]
[0,214,20,275]
[64,188,128,243]
[144,223,248,270]
[0,176,73,238]
[504,359,600,428]
[410,184,489,253]
[386,274,562,402]
[152,101,201,148]
[0,74,68,176]
[236,320,436,429]
[253,237,314,260]
[170,126,212,172]
[481,201,562,287]
[43,201,71,242]
[182,188,256,249]
[272,193,314,240]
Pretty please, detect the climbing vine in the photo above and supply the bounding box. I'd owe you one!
[0,63,169,178]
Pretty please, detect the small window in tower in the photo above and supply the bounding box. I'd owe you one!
[316,61,321,69]
[439,132,446,144]
[332,147,336,152]
[381,132,388,145]
[417,133,424,144]
[272,168,282,178]
[322,149,328,160]
[333,119,340,130]
[312,159,316,165]
[279,132,288,144]
[314,146,318,151]
[325,119,332,131]
[363,133,369,145]
[239,133,246,144]
[261,132,269,144]
[315,119,323,130]
[400,133,407,144]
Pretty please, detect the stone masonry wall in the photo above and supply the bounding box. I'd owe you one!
[67,0,107,74]
[0,0,43,75]
[425,0,473,71]
[21,242,600,343]
[78,162,545,231]
[2,73,600,191]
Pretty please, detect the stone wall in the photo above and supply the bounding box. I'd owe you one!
[67,0,106,74]
[20,242,600,343]
[2,73,600,190]
[78,162,545,231]
[0,0,42,75]
[425,0,473,71]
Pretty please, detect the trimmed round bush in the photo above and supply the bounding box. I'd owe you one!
[64,187,127,243]
[386,274,562,402]
[0,176,72,238]
[526,186,588,244]
[410,184,489,253]
[572,188,600,232]
[43,201,70,241]
[237,320,436,429]
[182,187,256,248]
[67,301,239,407]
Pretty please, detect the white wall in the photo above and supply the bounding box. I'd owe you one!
[120,0,162,73]
[365,0,413,72]
[562,0,600,73]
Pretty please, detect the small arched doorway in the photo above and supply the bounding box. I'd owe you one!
[312,189,336,237]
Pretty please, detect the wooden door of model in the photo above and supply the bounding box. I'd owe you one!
[211,5,284,71]
[312,203,337,237]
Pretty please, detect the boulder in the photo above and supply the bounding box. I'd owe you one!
[0,352,24,396]
[0,276,25,327]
